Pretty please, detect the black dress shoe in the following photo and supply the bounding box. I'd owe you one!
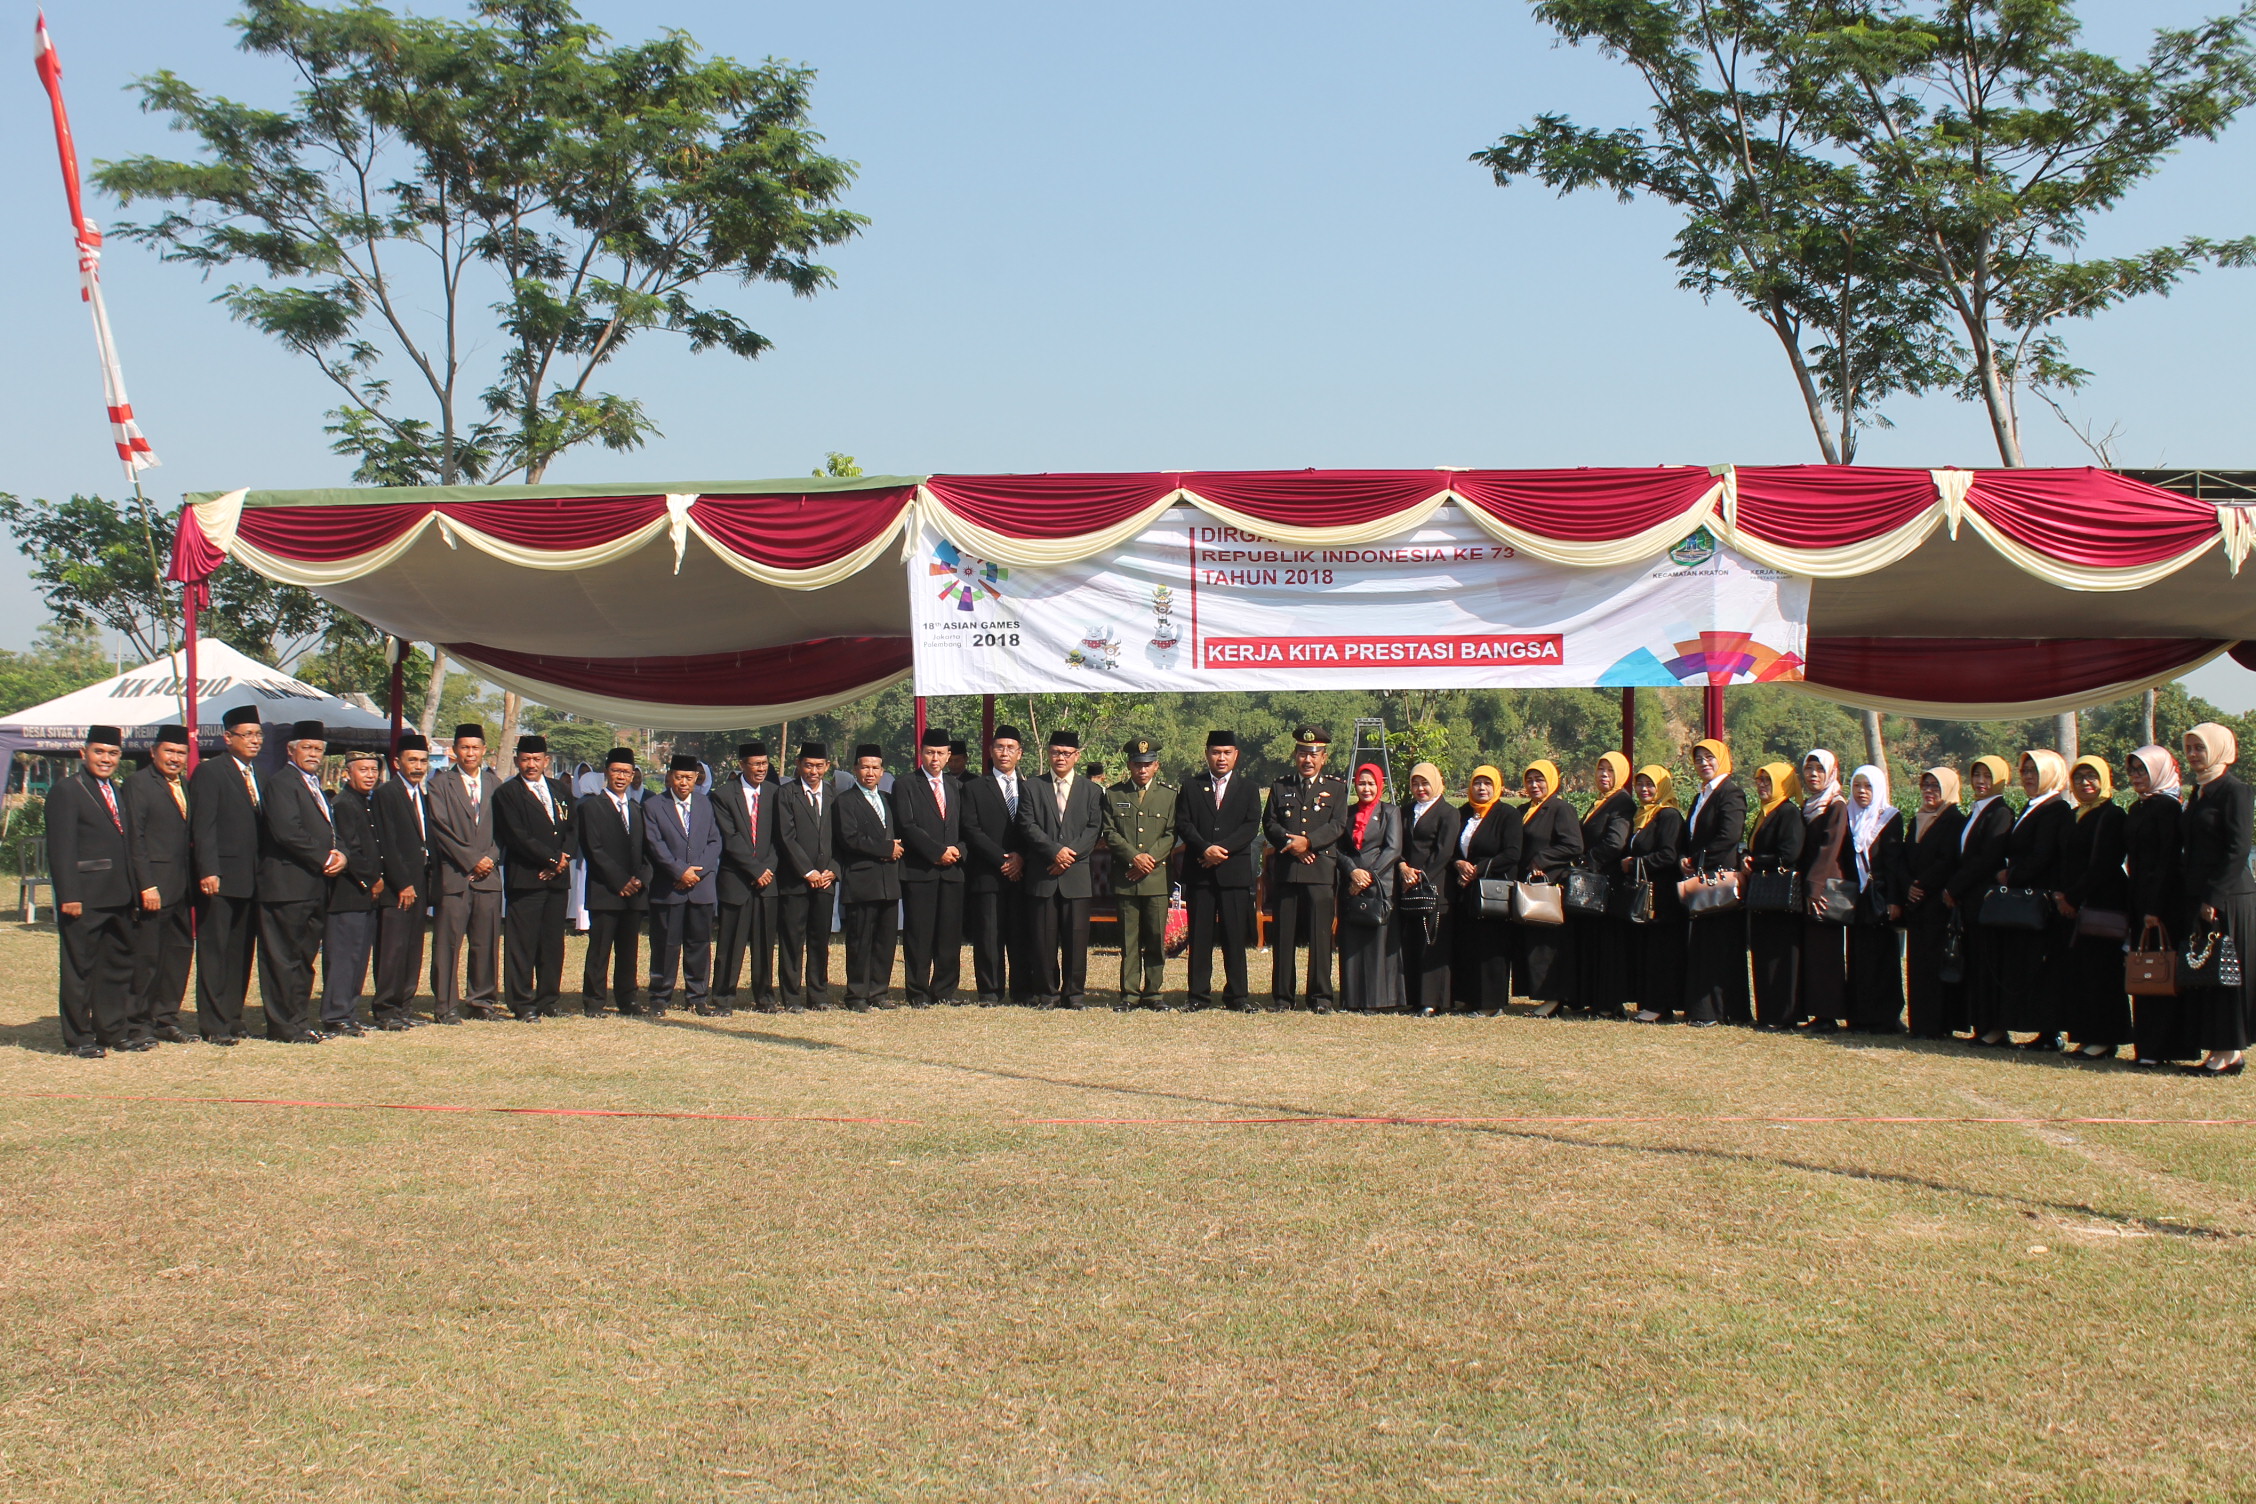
[68,1045,105,1059]
[402,1016,430,1028]
[583,1004,607,1018]
[1311,1003,1336,1015]
[1416,1006,1437,1017]
[646,1006,668,1019]
[433,1012,462,1026]
[115,1038,161,1052]
[153,1025,191,1044]
[848,1001,871,1013]
[377,1019,412,1032]
[713,1004,735,1017]
[330,1022,368,1037]
[516,1011,542,1022]
[283,1033,327,1044]
[784,1003,805,1014]
[206,1034,240,1046]
[2014,1034,2062,1052]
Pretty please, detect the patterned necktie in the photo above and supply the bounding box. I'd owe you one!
[1054,775,1069,817]
[164,776,186,818]
[97,779,121,832]
[676,797,692,833]
[933,774,946,818]
[239,759,260,809]
[1003,776,1017,817]
[747,785,759,844]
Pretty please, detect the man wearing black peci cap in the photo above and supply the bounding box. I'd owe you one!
[492,734,577,1020]
[1176,729,1261,1011]
[256,719,344,1042]
[773,742,838,1010]
[1265,724,1350,1012]
[320,749,387,1035]
[835,744,903,1010]
[187,704,266,1042]
[946,741,969,778]
[122,723,195,1043]
[49,725,145,1056]
[645,752,723,1015]
[712,741,779,1012]
[892,727,965,1007]
[372,732,436,1028]
[962,724,1032,1005]
[427,722,504,1022]
[1017,729,1107,1008]
[576,746,650,1016]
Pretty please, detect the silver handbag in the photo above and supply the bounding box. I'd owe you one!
[1513,879,1566,926]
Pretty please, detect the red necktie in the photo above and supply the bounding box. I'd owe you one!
[748,785,759,844]
[98,780,121,832]
[934,775,946,818]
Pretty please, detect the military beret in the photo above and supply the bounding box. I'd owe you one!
[222,705,261,729]
[515,735,547,755]
[153,724,189,747]
[1293,725,1331,746]
[1122,737,1160,764]
[604,746,636,767]
[84,724,123,747]
[920,727,951,748]
[289,720,327,743]
[1205,729,1237,749]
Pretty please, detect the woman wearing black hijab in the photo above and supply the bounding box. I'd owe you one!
[1901,768,1969,1040]
[2122,745,2192,1066]
[1795,750,1852,1031]
[1516,760,1584,1016]
[1571,752,1636,1016]
[2179,723,2253,1075]
[1680,738,1750,1024]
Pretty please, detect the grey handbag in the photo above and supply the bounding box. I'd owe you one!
[1513,879,1566,926]
[1478,879,1516,917]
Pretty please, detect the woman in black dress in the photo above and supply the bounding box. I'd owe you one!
[1336,764,1404,1014]
[1998,749,2075,1051]
[1743,762,1804,1027]
[2179,723,2253,1075]
[1901,767,1968,1039]
[1680,738,1751,1024]
[2123,745,2193,1066]
[1517,759,1584,1016]
[1845,763,1908,1033]
[1795,750,1851,1031]
[2058,755,2132,1059]
[1572,751,1636,1017]
[1954,755,2016,1045]
[1449,766,1522,1016]
[1397,761,1462,1018]
[1625,766,1691,1022]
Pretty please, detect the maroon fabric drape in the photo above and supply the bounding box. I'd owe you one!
[1805,637,2228,703]
[1451,467,1715,541]
[166,506,227,583]
[924,474,1180,538]
[437,496,667,548]
[1184,470,1451,526]
[689,487,916,570]
[1966,468,2219,567]
[445,637,913,706]
[1732,466,1942,548]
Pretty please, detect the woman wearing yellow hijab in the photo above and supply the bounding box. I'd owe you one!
[2054,755,2132,1060]
[1746,761,1807,1027]
[1517,759,1586,1016]
[1902,767,1969,1040]
[2180,722,2253,1073]
[1958,754,2019,1047]
[1451,765,1522,1016]
[1570,752,1639,1018]
[1623,766,1692,1023]
[1988,749,2077,1051]
[1682,737,1751,1024]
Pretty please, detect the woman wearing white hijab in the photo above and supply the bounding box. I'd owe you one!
[1989,749,2075,1050]
[1795,749,1851,1030]
[1844,764,1907,1033]
[2123,745,2193,1065]
[2178,723,2252,1074]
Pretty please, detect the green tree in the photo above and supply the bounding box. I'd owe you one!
[99,0,866,486]
[0,624,111,717]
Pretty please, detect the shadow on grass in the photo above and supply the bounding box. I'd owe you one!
[652,1014,2246,1241]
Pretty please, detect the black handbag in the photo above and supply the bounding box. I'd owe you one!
[1562,869,1611,917]
[1939,912,1967,984]
[1340,876,1392,928]
[1978,886,2048,931]
[1619,875,1656,925]
[1810,877,1858,924]
[1396,880,1440,919]
[1477,879,1516,918]
[1746,870,1804,913]
[2181,925,2243,989]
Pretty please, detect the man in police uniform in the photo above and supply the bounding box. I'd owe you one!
[1103,737,1178,1010]
[1264,725,1349,1012]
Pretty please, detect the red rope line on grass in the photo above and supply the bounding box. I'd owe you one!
[9,1091,2255,1128]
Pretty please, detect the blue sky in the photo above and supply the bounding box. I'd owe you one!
[5,0,2253,705]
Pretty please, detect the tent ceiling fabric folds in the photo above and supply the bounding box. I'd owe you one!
[168,466,2254,726]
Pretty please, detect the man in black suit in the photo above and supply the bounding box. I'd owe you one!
[961,725,1030,1006]
[1017,729,1108,1009]
[371,733,436,1029]
[492,734,576,1021]
[257,719,345,1043]
[711,741,779,1013]
[644,752,724,1015]
[122,723,194,1044]
[892,726,965,1007]
[773,742,839,1011]
[49,725,148,1057]
[1265,724,1350,1012]
[319,748,386,1035]
[577,746,649,1016]
[188,704,266,1043]
[1176,729,1262,1012]
[835,744,903,1011]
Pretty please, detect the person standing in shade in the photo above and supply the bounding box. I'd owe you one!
[427,723,504,1021]
[121,723,194,1044]
[187,705,265,1044]
[712,742,780,1012]
[1266,726,1350,1012]
[893,727,965,1008]
[577,747,650,1016]
[318,748,386,1036]
[371,733,437,1029]
[1104,737,1178,1010]
[644,753,723,1017]
[961,726,1031,1005]
[774,743,839,1011]
[257,720,344,1043]
[1396,762,1461,1017]
[946,741,970,778]
[2178,723,2252,1075]
[492,734,576,1021]
[49,725,147,1057]
[836,744,904,1011]
[1018,729,1106,1009]
[1177,730,1261,1012]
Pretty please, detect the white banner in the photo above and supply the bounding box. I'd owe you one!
[910,504,1809,695]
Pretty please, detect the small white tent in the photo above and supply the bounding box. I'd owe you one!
[0,639,395,762]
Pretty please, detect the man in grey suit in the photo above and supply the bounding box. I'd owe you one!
[426,722,503,1023]
[644,752,723,1016]
[1016,729,1107,1009]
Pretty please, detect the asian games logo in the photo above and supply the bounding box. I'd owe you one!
[930,539,1009,612]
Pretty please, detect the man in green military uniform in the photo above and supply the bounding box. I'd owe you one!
[1103,737,1179,1010]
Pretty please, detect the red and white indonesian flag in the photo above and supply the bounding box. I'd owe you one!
[35,12,159,478]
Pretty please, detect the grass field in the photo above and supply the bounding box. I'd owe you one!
[1,911,2253,1503]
